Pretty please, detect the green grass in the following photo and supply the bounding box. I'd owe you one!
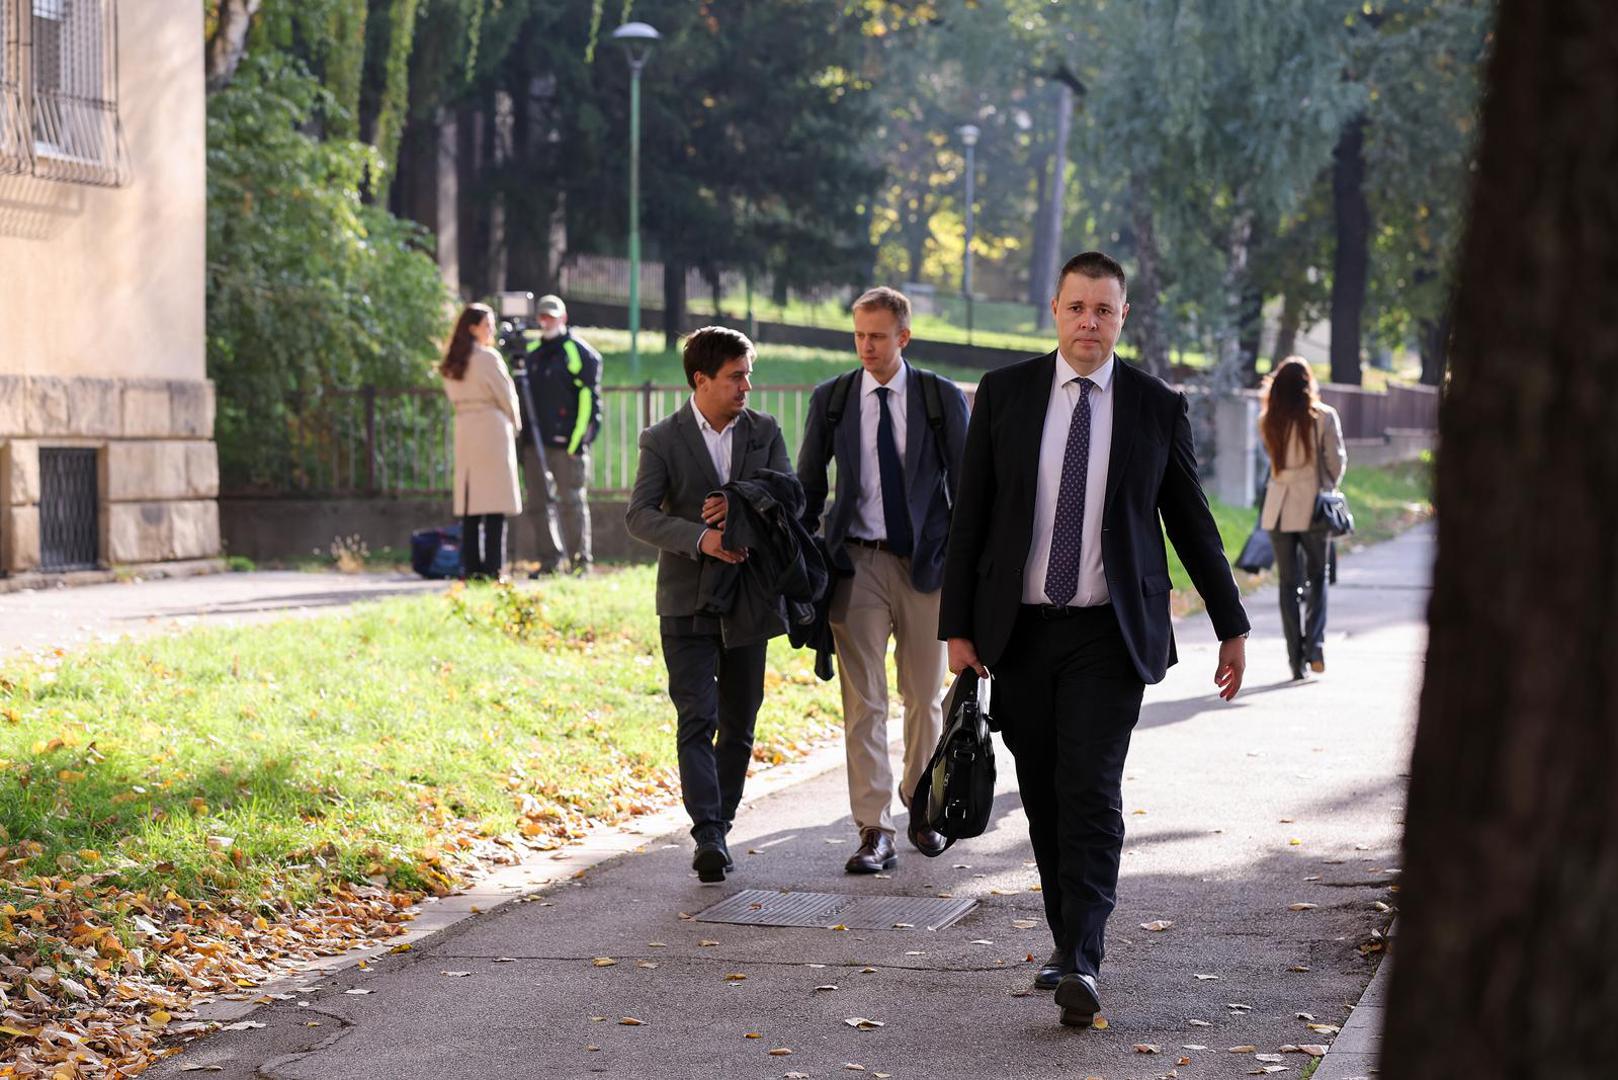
[580,326,993,388]
[0,568,841,908]
[1167,457,1434,614]
[1300,1056,1322,1079]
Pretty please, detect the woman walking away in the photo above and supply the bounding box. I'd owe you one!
[439,303,522,580]
[1258,356,1346,680]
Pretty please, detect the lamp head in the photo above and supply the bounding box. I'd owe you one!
[612,22,661,68]
[956,124,981,148]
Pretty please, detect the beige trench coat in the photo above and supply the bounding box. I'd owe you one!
[1260,403,1346,533]
[442,344,523,516]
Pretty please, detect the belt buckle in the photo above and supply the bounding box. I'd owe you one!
[1037,604,1069,619]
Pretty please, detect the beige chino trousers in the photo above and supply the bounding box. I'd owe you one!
[829,544,948,837]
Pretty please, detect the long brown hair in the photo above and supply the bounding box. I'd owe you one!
[439,304,493,381]
[1259,356,1321,472]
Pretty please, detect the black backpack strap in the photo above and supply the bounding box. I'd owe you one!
[916,368,954,512]
[820,368,861,464]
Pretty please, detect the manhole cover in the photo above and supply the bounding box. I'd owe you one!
[694,889,976,931]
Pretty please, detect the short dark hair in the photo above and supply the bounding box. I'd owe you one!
[851,286,911,330]
[1057,251,1128,298]
[682,326,755,388]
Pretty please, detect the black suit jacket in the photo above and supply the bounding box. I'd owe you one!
[938,353,1250,684]
[797,362,970,594]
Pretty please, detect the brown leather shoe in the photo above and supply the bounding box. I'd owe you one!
[844,828,898,874]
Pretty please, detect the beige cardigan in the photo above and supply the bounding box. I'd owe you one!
[441,344,522,516]
[1260,404,1346,533]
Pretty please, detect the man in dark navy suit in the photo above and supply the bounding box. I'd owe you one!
[939,251,1250,1028]
[799,287,970,874]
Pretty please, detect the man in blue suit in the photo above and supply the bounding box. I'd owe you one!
[798,287,971,873]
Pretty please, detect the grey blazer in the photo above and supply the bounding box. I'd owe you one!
[625,403,793,618]
[796,363,970,594]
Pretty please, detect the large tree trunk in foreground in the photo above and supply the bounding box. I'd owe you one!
[1329,114,1369,385]
[1383,3,1618,1078]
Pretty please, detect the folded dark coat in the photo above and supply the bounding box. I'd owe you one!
[696,469,828,649]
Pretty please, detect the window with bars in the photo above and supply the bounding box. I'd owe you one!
[7,0,126,185]
[0,0,25,174]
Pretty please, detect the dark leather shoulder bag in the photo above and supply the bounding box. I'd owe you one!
[909,670,996,854]
[1311,414,1355,537]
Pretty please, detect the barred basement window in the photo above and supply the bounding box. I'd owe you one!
[29,0,126,185]
[0,0,26,173]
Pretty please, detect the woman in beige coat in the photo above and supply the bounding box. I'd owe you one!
[439,303,522,579]
[1259,357,1346,680]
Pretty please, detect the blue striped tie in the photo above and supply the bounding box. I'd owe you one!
[1044,377,1096,607]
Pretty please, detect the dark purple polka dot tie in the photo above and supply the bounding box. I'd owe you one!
[1044,377,1096,607]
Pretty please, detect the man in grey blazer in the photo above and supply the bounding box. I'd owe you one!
[798,287,970,873]
[625,326,793,883]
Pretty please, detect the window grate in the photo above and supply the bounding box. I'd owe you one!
[0,0,26,174]
[38,448,99,571]
[27,0,125,186]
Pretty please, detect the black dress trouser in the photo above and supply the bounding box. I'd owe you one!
[993,603,1146,980]
[460,514,506,579]
[1268,528,1329,668]
[659,617,769,840]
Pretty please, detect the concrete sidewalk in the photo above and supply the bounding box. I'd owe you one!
[145,528,1428,1080]
[0,569,447,658]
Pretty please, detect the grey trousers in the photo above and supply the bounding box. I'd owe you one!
[828,544,948,837]
[518,443,592,569]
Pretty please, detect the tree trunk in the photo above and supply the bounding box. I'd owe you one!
[1382,4,1618,1078]
[1272,284,1303,366]
[1329,114,1369,385]
[1034,81,1074,331]
[904,196,928,284]
[486,90,514,294]
[1127,173,1169,378]
[663,257,688,353]
[1418,306,1451,386]
[435,106,460,297]
[205,0,262,91]
[1212,206,1254,391]
[1237,278,1265,388]
[1027,143,1052,306]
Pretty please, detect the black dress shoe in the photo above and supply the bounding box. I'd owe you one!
[906,821,948,858]
[844,829,898,874]
[1033,948,1076,991]
[693,833,732,883]
[1055,972,1101,1028]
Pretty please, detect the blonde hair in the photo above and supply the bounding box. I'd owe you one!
[851,286,911,331]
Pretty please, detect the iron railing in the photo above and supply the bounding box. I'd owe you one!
[223,384,832,500]
[24,0,127,186]
[0,0,25,174]
[38,447,99,570]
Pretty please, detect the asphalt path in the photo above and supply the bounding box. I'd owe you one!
[144,526,1429,1080]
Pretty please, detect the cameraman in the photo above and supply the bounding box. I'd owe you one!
[521,295,603,574]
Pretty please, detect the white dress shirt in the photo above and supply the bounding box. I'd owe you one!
[850,361,908,541]
[690,397,734,482]
[1023,353,1115,607]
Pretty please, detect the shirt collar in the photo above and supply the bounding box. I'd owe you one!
[1053,352,1115,394]
[689,396,732,436]
[861,359,908,398]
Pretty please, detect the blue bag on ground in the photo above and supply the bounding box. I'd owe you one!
[410,523,462,580]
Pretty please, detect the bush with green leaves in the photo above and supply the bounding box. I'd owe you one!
[207,52,452,491]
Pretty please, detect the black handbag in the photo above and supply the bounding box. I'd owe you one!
[1311,418,1354,537]
[1234,524,1274,573]
[909,670,996,855]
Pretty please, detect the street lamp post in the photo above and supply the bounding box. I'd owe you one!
[956,124,980,347]
[612,22,661,378]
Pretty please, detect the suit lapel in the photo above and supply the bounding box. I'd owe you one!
[675,403,722,490]
[1017,352,1058,482]
[1104,358,1140,516]
[727,409,752,483]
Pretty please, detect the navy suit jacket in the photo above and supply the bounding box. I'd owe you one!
[797,362,970,595]
[938,353,1249,683]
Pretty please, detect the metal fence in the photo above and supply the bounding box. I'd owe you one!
[223,377,1438,501]
[224,384,826,500]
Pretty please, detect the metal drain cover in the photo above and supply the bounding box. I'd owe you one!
[694,889,977,931]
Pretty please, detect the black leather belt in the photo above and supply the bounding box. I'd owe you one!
[1021,602,1112,620]
[845,536,896,553]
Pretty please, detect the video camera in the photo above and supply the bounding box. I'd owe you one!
[496,290,537,361]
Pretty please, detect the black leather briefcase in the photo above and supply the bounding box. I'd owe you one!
[909,670,996,855]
